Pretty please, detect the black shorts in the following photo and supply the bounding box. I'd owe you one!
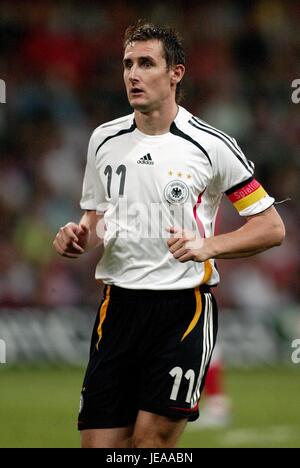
[78,284,218,430]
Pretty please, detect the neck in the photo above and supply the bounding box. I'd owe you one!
[134,102,179,135]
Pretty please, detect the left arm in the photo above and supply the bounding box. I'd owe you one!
[167,206,285,263]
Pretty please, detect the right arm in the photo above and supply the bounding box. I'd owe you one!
[55,127,107,259]
[53,210,104,258]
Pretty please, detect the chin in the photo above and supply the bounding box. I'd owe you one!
[130,102,150,112]
[129,99,155,113]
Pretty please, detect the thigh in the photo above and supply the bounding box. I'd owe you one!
[78,287,139,430]
[81,426,134,448]
[132,410,188,448]
[139,289,218,422]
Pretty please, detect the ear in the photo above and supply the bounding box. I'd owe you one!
[170,64,185,85]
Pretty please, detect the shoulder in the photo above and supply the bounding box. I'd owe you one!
[90,113,135,150]
[175,106,239,153]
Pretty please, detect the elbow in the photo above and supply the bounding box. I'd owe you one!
[271,220,286,247]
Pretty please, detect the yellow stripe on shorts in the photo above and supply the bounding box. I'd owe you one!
[201,259,213,285]
[181,288,202,342]
[96,286,111,350]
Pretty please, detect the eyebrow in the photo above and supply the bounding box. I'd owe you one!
[123,55,156,65]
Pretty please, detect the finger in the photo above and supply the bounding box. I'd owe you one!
[170,233,196,248]
[167,237,175,247]
[166,226,182,237]
[63,226,79,243]
[54,236,82,256]
[167,232,193,249]
[78,224,89,234]
[171,247,189,259]
[168,238,185,253]
[76,224,89,240]
[53,239,64,255]
[168,236,185,248]
[167,231,185,247]
[167,236,180,247]
[54,237,66,252]
[58,228,77,247]
[65,242,84,254]
[58,229,69,246]
[71,241,85,253]
[63,223,80,240]
[62,252,80,259]
[177,252,195,263]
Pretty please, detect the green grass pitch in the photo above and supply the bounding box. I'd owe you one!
[0,365,299,448]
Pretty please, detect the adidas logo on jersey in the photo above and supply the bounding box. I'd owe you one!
[137,153,154,165]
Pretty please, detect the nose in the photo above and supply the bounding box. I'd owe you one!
[128,65,139,84]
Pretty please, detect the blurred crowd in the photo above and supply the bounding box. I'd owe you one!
[0,0,299,309]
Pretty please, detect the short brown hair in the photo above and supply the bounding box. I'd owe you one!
[124,20,185,103]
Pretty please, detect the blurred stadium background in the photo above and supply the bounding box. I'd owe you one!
[0,0,299,448]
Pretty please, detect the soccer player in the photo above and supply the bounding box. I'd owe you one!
[53,21,285,448]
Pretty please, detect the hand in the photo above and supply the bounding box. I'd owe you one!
[53,222,90,258]
[166,226,211,263]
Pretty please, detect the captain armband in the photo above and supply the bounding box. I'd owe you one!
[225,177,269,214]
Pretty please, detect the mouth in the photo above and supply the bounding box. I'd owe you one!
[130,87,144,96]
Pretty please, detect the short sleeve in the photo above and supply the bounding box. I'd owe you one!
[80,132,106,210]
[214,138,274,216]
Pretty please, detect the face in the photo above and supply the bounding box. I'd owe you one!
[123,39,182,112]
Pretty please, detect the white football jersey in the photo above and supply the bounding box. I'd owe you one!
[80,106,274,290]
